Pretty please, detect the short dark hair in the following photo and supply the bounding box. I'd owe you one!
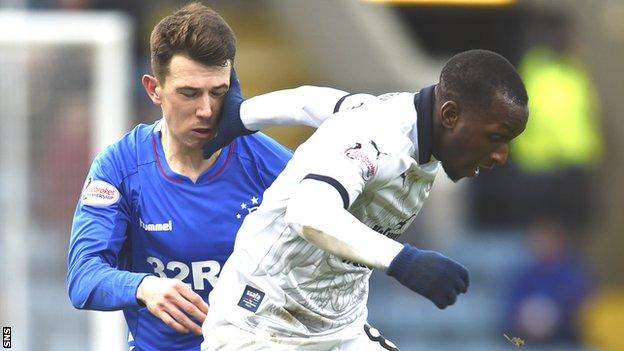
[438,49,528,110]
[150,2,236,83]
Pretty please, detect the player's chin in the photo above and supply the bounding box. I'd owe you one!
[442,164,463,183]
[187,137,215,152]
[442,164,477,183]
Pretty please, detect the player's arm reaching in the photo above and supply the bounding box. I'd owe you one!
[203,68,376,158]
[285,178,469,309]
[67,152,207,335]
[285,179,405,269]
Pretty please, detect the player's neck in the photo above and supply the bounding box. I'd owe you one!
[160,125,221,183]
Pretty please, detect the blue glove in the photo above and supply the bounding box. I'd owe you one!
[202,67,255,159]
[387,244,469,309]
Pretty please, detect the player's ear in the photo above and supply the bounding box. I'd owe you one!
[440,100,459,129]
[142,74,162,105]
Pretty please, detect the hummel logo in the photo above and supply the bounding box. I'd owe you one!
[140,218,173,232]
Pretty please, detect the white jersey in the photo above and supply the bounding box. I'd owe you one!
[206,87,440,342]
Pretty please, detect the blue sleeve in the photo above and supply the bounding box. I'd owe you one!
[66,149,149,311]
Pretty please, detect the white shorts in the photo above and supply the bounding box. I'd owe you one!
[201,320,398,351]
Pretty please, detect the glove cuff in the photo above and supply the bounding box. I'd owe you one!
[386,244,418,279]
[222,99,252,133]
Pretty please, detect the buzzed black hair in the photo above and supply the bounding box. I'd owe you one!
[438,49,528,110]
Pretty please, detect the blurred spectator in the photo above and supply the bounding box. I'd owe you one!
[503,217,593,345]
[580,288,624,351]
[512,15,601,226]
[513,25,602,172]
[25,44,93,235]
[471,14,602,230]
[38,94,90,233]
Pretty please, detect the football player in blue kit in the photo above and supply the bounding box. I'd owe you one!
[66,3,296,350]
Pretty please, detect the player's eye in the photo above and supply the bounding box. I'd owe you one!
[489,133,505,143]
[210,90,227,98]
[178,89,199,98]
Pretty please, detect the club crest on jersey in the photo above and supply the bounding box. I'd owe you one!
[235,196,261,219]
[344,141,384,181]
[81,178,120,207]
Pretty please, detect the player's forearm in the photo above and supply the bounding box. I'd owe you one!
[240,86,348,130]
[67,256,149,310]
[284,179,403,270]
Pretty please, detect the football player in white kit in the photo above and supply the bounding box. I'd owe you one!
[201,50,529,350]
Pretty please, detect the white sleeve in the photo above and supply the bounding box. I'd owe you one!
[279,95,410,210]
[240,85,376,130]
[284,178,403,270]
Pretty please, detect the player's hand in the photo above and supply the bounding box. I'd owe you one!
[136,275,209,335]
[202,67,255,159]
[386,244,469,309]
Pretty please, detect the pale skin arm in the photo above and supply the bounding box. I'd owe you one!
[136,276,209,335]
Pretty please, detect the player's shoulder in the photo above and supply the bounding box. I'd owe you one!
[334,92,378,112]
[235,132,293,164]
[374,92,418,130]
[92,121,156,179]
[342,92,415,117]
[334,92,417,134]
[376,92,417,112]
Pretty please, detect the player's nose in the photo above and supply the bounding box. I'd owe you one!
[196,95,213,120]
[490,143,509,166]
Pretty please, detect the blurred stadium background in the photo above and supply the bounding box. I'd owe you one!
[1,0,623,350]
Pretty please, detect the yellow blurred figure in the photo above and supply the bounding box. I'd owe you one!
[513,46,602,172]
[580,289,624,351]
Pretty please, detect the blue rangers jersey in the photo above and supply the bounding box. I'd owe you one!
[67,120,292,350]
